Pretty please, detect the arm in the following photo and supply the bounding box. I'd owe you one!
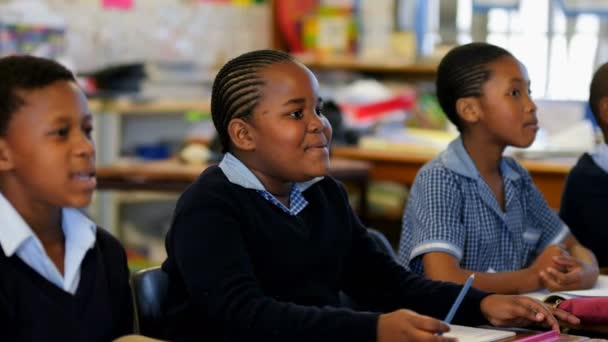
[422,251,557,294]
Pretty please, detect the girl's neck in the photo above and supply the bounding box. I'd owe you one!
[461,134,505,177]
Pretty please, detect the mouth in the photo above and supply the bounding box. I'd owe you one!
[71,170,97,189]
[305,143,329,152]
[524,120,539,130]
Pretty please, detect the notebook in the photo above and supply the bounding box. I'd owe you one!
[524,275,608,302]
[444,325,516,342]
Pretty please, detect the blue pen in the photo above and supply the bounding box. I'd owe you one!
[444,273,475,325]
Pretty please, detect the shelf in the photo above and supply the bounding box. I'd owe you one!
[293,54,438,78]
[89,98,210,114]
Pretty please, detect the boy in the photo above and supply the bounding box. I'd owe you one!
[0,55,133,341]
[560,62,608,267]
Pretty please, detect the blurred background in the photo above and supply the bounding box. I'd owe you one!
[2,0,605,268]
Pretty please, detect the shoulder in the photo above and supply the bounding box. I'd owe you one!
[571,153,605,176]
[95,228,127,262]
[415,157,465,189]
[175,165,245,213]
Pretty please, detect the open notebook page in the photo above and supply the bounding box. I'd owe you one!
[444,325,515,342]
[524,275,608,301]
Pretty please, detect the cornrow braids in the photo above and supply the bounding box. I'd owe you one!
[589,62,608,123]
[0,55,75,136]
[436,42,513,131]
[211,49,295,153]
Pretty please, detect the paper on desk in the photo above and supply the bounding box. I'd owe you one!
[525,275,608,301]
[444,324,515,342]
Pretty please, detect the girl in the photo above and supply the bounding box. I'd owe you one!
[397,42,599,294]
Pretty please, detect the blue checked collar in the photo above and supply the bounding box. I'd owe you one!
[440,136,520,181]
[218,153,323,215]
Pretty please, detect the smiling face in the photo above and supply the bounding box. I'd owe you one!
[0,80,96,210]
[243,61,332,186]
[472,55,538,148]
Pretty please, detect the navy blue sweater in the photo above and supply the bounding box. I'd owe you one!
[162,166,490,341]
[0,228,134,341]
[560,153,608,266]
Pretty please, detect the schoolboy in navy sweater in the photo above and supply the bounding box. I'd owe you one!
[560,62,608,267]
[162,50,579,342]
[0,55,133,341]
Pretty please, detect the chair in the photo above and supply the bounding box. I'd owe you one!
[367,228,396,259]
[131,266,169,338]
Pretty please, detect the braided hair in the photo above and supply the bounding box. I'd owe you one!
[0,55,75,136]
[436,42,513,131]
[211,49,295,153]
[589,62,608,124]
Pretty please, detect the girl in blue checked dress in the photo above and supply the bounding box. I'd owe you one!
[397,42,599,295]
[161,49,579,342]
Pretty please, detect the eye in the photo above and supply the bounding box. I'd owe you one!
[510,89,521,97]
[289,110,304,119]
[83,125,94,138]
[55,126,70,137]
[315,105,324,116]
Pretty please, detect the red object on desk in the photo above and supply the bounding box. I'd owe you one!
[339,91,416,122]
[514,330,560,342]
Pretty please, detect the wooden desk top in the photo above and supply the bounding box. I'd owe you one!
[331,146,576,209]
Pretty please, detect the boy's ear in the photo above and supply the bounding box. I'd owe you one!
[456,97,481,124]
[227,118,256,151]
[0,139,13,171]
[598,97,608,126]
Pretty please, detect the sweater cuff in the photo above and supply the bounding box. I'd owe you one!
[344,312,379,341]
[455,288,493,326]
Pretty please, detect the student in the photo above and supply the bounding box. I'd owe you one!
[560,62,608,267]
[397,42,599,295]
[0,55,133,341]
[161,49,579,342]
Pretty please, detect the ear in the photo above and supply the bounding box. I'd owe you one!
[598,97,608,126]
[227,118,256,151]
[455,97,481,124]
[0,138,13,171]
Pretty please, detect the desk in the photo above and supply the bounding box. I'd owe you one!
[331,146,575,210]
[96,157,372,217]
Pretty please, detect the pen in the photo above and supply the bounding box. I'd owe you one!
[444,273,475,325]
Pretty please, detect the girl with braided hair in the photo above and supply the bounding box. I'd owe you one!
[161,49,578,342]
[397,42,598,295]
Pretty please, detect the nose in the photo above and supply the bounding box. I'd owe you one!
[74,131,95,159]
[525,93,537,114]
[307,110,331,134]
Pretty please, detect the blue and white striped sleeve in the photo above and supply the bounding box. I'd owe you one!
[398,167,466,268]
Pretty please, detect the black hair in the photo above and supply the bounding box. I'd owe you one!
[0,55,76,136]
[589,62,608,126]
[435,42,513,131]
[211,49,295,153]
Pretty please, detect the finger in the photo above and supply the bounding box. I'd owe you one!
[547,268,578,287]
[411,313,450,333]
[540,271,563,291]
[521,299,560,331]
[551,307,581,325]
[552,256,578,267]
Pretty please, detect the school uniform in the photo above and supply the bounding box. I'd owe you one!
[0,193,133,341]
[560,145,608,267]
[397,137,570,275]
[162,152,491,342]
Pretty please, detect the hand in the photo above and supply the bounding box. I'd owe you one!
[377,309,455,342]
[480,295,580,331]
[539,255,599,291]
